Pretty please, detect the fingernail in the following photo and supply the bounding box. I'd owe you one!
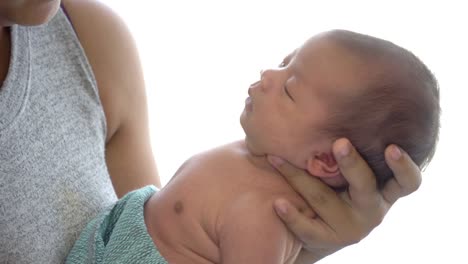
[390,145,402,160]
[274,200,288,215]
[337,140,351,159]
[268,155,285,167]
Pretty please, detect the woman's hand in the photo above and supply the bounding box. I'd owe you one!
[268,138,422,263]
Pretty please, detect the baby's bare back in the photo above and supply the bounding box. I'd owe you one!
[144,140,308,263]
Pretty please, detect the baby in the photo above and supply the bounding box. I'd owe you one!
[66,30,440,264]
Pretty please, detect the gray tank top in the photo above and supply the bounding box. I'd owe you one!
[0,9,117,263]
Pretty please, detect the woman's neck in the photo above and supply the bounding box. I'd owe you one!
[0,27,11,84]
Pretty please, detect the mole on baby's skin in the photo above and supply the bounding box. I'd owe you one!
[174,201,183,214]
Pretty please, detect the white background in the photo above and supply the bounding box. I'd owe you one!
[101,0,467,263]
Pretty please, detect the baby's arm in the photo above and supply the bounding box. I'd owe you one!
[219,192,301,264]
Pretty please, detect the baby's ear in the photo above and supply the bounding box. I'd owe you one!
[306,152,340,178]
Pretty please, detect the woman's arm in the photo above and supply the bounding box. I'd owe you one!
[268,138,421,263]
[62,0,161,197]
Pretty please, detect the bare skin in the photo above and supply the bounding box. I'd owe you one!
[143,140,421,264]
[145,140,311,264]
[0,1,423,263]
[61,0,161,194]
[142,34,424,263]
[271,138,422,263]
[68,8,422,262]
[3,0,163,197]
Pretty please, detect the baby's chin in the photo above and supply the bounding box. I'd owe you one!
[243,137,267,157]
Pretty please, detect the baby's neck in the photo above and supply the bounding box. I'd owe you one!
[239,140,278,175]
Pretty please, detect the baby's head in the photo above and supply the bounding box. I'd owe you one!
[240,29,440,189]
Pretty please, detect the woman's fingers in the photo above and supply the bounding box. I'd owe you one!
[273,198,337,247]
[269,139,423,261]
[268,155,349,225]
[332,139,382,212]
[381,144,422,204]
[331,139,388,233]
[333,139,378,196]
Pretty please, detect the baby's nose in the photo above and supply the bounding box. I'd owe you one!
[248,80,261,96]
[260,69,277,92]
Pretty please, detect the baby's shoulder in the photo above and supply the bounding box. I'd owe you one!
[198,140,249,159]
[183,140,250,172]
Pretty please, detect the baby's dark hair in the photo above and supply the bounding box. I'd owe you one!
[321,30,440,189]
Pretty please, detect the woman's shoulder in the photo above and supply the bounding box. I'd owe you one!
[61,0,146,143]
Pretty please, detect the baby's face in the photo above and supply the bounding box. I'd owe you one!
[240,33,364,168]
